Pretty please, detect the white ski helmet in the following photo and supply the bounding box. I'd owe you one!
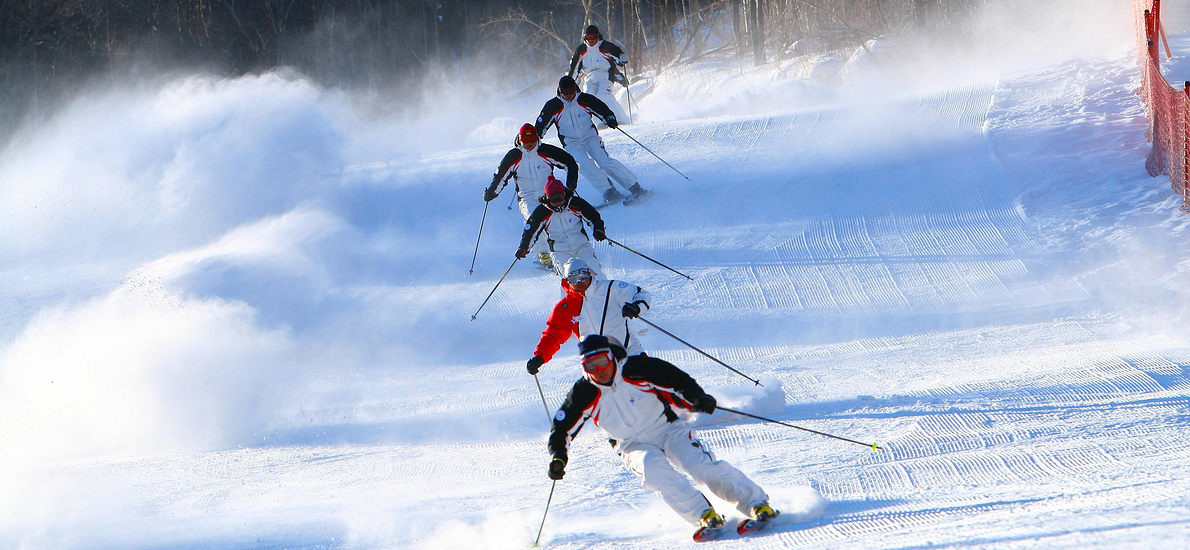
[562,258,592,279]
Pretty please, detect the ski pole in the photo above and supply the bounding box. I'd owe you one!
[616,127,691,181]
[468,201,489,275]
[626,85,634,125]
[634,316,761,386]
[508,192,517,211]
[717,406,881,450]
[533,374,552,422]
[471,257,519,321]
[605,237,692,281]
[534,480,557,547]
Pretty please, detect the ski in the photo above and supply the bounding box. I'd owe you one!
[736,518,776,537]
[692,524,728,543]
[622,188,654,206]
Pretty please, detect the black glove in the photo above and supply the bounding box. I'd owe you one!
[527,356,544,375]
[606,117,619,129]
[694,395,717,414]
[593,228,606,241]
[621,301,642,318]
[483,188,498,202]
[516,248,529,259]
[548,457,566,480]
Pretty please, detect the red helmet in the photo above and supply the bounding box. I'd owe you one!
[545,175,566,196]
[518,123,538,143]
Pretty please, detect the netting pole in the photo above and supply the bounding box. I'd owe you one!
[1146,10,1158,67]
[1183,81,1189,211]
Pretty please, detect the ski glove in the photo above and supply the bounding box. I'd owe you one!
[516,248,529,259]
[527,356,545,375]
[548,457,566,480]
[606,117,619,129]
[621,301,644,318]
[483,188,498,202]
[593,228,606,241]
[694,395,717,414]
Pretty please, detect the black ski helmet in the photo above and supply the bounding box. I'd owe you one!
[578,334,627,361]
[584,25,601,39]
[558,76,578,95]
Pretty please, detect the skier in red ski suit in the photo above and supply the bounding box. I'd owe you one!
[524,257,650,376]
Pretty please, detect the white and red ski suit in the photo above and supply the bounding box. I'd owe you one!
[520,195,605,277]
[487,140,579,221]
[549,355,770,525]
[568,39,629,122]
[536,93,638,199]
[533,278,651,364]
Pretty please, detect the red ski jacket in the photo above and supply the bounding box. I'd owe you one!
[534,280,583,362]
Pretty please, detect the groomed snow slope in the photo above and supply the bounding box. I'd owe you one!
[4,27,1190,550]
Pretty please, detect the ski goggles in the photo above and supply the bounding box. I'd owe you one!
[565,268,592,284]
[581,350,613,372]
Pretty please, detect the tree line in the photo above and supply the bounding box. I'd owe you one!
[0,0,984,133]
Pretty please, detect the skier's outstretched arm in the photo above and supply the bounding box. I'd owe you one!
[548,378,599,465]
[535,98,562,139]
[571,196,605,232]
[534,292,581,364]
[577,93,618,127]
[518,206,550,254]
[567,45,584,78]
[622,356,709,410]
[485,148,521,200]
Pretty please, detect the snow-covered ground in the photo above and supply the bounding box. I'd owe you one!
[6,3,1190,549]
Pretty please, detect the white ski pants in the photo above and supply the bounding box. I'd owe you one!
[563,134,637,196]
[584,77,629,123]
[549,242,602,280]
[615,426,768,525]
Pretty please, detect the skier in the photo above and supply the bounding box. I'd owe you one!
[516,175,605,277]
[536,76,649,207]
[485,123,580,270]
[567,24,630,124]
[524,257,649,376]
[546,334,781,542]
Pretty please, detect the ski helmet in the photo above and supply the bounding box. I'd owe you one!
[584,25,601,40]
[518,123,538,147]
[578,334,626,361]
[558,76,578,96]
[562,257,592,280]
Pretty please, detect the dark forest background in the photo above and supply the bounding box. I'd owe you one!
[0,0,984,135]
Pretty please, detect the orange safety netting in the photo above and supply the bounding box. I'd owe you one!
[1135,0,1190,211]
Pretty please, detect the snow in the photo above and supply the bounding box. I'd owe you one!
[6,3,1190,549]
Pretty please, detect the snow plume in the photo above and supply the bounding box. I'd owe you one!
[0,210,346,466]
[0,70,350,269]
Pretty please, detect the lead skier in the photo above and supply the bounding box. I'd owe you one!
[546,334,781,542]
[516,175,605,277]
[524,258,648,376]
[536,76,649,206]
[567,24,630,124]
[484,123,579,270]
